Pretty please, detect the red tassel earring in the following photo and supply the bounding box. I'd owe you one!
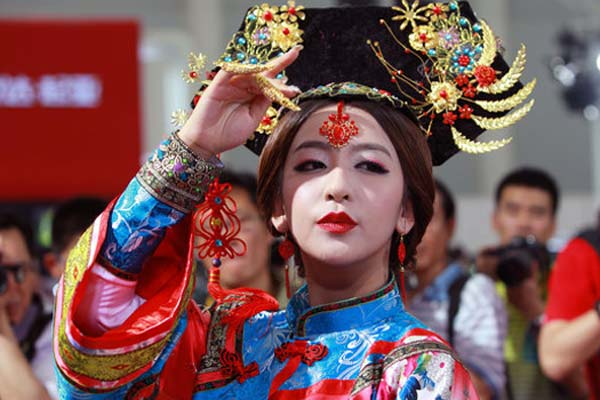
[397,234,407,304]
[278,236,296,299]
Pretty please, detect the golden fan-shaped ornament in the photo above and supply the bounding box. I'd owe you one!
[452,126,512,154]
[479,44,527,94]
[472,99,534,130]
[478,21,497,67]
[476,79,536,112]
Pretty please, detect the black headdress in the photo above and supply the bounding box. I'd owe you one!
[178,1,534,165]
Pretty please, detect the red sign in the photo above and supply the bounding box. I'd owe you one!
[0,19,140,201]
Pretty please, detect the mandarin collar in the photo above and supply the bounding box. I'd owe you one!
[285,276,403,338]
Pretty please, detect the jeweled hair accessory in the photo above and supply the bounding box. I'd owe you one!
[319,101,359,147]
[369,0,535,155]
[172,1,305,134]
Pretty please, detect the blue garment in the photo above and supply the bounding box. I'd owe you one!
[55,175,477,399]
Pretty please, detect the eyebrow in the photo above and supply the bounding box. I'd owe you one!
[293,140,393,158]
[348,142,392,158]
[293,140,329,153]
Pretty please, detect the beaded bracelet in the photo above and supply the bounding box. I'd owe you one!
[136,132,223,213]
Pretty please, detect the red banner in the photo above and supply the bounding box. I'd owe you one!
[0,19,141,201]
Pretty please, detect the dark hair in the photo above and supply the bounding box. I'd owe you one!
[257,99,434,272]
[434,179,455,222]
[0,213,35,258]
[219,170,258,206]
[495,167,560,215]
[51,197,107,254]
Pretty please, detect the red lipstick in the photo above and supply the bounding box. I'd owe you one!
[317,212,357,234]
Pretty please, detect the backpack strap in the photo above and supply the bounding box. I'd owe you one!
[19,295,52,362]
[447,273,470,347]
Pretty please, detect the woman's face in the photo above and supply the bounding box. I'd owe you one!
[272,104,414,268]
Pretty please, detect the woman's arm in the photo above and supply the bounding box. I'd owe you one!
[54,47,303,396]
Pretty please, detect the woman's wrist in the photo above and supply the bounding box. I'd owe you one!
[177,129,216,160]
[136,132,223,213]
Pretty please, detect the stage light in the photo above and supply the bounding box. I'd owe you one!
[550,27,600,115]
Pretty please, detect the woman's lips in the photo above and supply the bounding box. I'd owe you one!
[317,212,357,234]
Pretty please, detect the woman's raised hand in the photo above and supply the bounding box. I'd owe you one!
[178,45,302,158]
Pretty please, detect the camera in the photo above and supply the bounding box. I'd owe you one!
[488,235,550,287]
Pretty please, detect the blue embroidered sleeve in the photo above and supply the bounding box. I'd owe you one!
[99,177,186,274]
[97,133,222,274]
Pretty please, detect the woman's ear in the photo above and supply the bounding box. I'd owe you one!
[396,197,415,235]
[270,196,289,234]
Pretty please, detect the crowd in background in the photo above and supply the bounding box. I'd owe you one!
[0,166,599,399]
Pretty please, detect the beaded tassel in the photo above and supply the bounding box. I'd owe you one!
[193,177,246,303]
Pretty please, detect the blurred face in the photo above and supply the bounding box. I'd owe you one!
[0,228,37,325]
[493,185,555,245]
[218,187,273,289]
[273,104,414,269]
[416,190,454,271]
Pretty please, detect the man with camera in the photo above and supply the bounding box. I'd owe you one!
[476,167,567,399]
[0,213,53,399]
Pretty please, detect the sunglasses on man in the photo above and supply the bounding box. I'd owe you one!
[0,263,28,295]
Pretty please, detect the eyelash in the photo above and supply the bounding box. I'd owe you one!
[357,160,389,174]
[293,160,389,174]
[294,160,326,172]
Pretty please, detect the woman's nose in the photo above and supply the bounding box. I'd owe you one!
[325,167,351,202]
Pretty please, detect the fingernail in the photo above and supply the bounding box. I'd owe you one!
[290,85,301,93]
[294,44,304,51]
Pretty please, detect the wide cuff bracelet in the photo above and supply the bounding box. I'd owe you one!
[136,132,223,213]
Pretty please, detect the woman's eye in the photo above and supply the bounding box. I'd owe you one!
[356,161,389,174]
[294,160,326,172]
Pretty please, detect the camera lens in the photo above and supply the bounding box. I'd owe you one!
[495,235,549,287]
[497,250,533,286]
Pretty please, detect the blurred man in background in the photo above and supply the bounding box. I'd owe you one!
[43,197,107,280]
[0,213,53,399]
[409,179,507,399]
[476,167,584,399]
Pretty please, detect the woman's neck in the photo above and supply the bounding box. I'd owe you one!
[302,252,389,306]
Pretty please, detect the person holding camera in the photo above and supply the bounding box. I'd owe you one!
[0,213,53,399]
[409,180,507,400]
[476,167,585,399]
[539,220,600,399]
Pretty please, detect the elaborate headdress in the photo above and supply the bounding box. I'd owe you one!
[175,1,534,165]
[181,1,534,303]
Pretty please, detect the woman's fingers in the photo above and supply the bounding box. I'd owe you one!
[264,45,303,79]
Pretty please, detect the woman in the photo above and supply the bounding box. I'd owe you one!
[53,3,532,399]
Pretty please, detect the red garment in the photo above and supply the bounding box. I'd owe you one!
[545,238,600,398]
